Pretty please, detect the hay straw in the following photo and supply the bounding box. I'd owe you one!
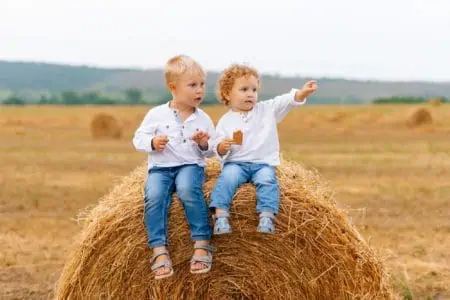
[56,159,393,299]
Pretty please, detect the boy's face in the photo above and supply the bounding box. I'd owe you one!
[170,72,205,108]
[227,75,259,112]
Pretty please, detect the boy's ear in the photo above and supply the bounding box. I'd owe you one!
[168,82,176,92]
[223,91,230,101]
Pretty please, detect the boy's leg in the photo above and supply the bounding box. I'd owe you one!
[175,164,211,242]
[144,168,175,276]
[250,164,279,215]
[209,163,249,212]
[175,164,211,271]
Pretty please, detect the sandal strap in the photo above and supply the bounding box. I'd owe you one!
[151,260,172,272]
[194,243,215,253]
[151,249,170,263]
[190,255,212,264]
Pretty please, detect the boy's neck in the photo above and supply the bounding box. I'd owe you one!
[231,107,253,114]
[170,99,195,113]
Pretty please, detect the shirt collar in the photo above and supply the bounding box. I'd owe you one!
[165,101,199,122]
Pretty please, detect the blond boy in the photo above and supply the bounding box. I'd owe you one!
[133,55,215,279]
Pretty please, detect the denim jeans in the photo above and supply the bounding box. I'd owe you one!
[209,162,279,214]
[143,164,211,248]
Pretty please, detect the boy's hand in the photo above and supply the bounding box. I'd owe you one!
[217,138,234,155]
[191,131,210,150]
[295,80,318,102]
[152,135,169,152]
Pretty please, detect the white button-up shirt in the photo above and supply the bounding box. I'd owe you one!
[215,89,306,166]
[133,102,215,169]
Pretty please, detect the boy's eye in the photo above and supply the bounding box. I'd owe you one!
[189,83,196,87]
[253,88,257,92]
[242,87,247,92]
[200,82,205,87]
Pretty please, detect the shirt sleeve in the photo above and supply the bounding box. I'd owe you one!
[132,108,158,153]
[213,117,232,160]
[259,88,307,123]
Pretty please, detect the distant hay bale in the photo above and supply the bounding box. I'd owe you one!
[428,98,442,107]
[56,159,393,300]
[327,111,348,123]
[90,113,122,139]
[406,108,432,127]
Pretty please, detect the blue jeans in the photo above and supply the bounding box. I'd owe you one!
[143,164,211,248]
[209,162,279,214]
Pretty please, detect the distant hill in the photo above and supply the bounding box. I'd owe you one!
[1,60,449,104]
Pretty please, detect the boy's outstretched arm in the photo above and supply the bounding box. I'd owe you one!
[260,80,318,123]
[295,80,318,102]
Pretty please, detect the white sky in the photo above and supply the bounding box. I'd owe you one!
[1,0,449,81]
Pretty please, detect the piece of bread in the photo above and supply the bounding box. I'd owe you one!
[233,130,243,145]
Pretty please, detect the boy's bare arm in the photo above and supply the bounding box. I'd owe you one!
[295,80,318,102]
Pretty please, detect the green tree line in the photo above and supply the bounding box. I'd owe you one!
[1,88,147,105]
[2,89,220,106]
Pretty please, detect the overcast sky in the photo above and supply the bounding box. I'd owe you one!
[1,0,449,81]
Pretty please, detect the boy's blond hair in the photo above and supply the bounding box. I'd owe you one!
[164,55,205,87]
[216,64,260,106]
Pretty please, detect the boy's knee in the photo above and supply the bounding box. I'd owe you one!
[221,164,244,182]
[144,187,161,203]
[176,185,198,201]
[254,167,277,185]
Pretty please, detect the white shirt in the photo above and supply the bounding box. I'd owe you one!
[214,89,306,166]
[133,102,216,169]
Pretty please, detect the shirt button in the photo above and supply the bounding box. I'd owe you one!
[183,139,186,143]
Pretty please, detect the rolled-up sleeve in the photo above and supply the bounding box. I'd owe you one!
[212,119,232,160]
[133,109,158,153]
[195,116,217,158]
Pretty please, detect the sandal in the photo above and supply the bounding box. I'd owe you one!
[151,249,174,280]
[257,212,275,234]
[190,243,214,274]
[213,212,232,235]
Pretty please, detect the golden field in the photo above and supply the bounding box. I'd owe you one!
[0,104,449,299]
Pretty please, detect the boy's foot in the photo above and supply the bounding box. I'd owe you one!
[213,212,232,235]
[190,242,214,274]
[257,212,275,234]
[151,248,174,280]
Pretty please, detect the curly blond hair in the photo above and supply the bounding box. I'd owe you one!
[216,64,260,106]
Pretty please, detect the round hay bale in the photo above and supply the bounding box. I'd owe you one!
[90,113,122,139]
[406,108,432,127]
[56,160,393,300]
[428,98,442,107]
[327,111,347,123]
